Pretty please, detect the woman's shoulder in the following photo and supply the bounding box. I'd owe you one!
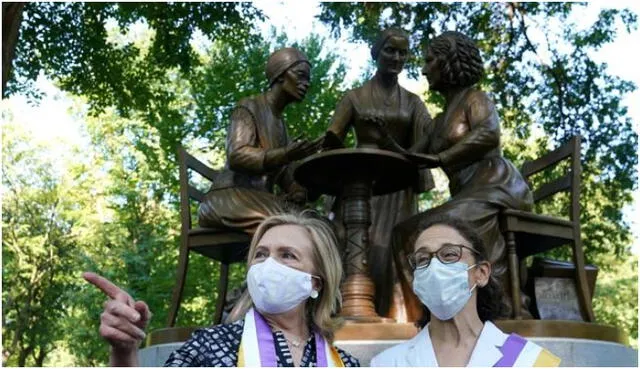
[462,88,493,105]
[369,339,413,366]
[485,321,561,367]
[335,346,361,367]
[344,81,370,100]
[400,85,422,100]
[235,94,269,114]
[164,320,245,367]
[369,328,427,367]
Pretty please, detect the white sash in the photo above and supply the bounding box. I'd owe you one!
[238,308,344,367]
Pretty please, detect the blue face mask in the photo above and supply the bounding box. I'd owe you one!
[412,258,477,321]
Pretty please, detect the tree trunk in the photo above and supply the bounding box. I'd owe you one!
[2,2,26,97]
[34,346,47,367]
[17,343,33,367]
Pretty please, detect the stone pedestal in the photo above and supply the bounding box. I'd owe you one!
[139,320,637,367]
[138,337,637,367]
[333,337,638,367]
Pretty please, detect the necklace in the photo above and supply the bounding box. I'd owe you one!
[282,331,306,348]
[286,336,302,348]
[265,319,308,349]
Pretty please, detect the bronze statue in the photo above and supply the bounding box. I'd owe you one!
[198,47,321,234]
[323,28,435,321]
[394,31,534,318]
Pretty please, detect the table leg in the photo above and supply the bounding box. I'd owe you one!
[340,181,382,322]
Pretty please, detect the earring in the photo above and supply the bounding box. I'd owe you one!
[310,290,319,299]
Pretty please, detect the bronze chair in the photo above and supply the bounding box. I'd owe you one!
[499,135,594,322]
[167,146,251,327]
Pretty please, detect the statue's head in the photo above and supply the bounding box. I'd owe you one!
[265,47,312,101]
[371,28,410,76]
[422,31,483,91]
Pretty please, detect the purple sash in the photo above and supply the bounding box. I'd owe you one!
[314,332,328,366]
[253,309,330,367]
[494,333,527,367]
[254,310,279,366]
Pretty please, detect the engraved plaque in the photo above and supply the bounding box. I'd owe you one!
[534,277,583,321]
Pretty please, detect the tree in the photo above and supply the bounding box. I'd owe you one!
[1,121,86,366]
[5,2,263,107]
[2,2,26,95]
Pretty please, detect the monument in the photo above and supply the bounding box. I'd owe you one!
[139,32,637,366]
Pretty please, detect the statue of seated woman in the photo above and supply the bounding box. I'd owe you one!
[198,47,322,235]
[393,31,534,318]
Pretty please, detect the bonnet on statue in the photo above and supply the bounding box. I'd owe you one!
[265,47,311,86]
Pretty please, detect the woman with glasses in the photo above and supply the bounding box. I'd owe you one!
[370,215,559,367]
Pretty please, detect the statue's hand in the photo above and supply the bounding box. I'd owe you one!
[321,131,345,150]
[284,182,308,205]
[362,115,390,141]
[362,115,411,154]
[285,136,322,161]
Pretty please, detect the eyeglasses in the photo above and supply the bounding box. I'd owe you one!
[407,243,481,270]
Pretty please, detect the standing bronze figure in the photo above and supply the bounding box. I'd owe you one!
[198,47,320,234]
[324,28,434,321]
[394,31,534,318]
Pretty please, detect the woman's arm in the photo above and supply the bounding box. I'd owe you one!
[227,107,269,174]
[436,90,500,168]
[227,107,319,174]
[409,97,434,154]
[326,94,354,143]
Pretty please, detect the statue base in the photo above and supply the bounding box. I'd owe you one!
[139,320,637,366]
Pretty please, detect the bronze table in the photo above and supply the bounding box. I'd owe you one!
[295,148,418,322]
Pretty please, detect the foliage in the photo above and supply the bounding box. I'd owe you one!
[1,122,85,366]
[8,2,263,114]
[592,254,638,348]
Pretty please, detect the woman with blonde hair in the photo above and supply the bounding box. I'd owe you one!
[84,211,359,367]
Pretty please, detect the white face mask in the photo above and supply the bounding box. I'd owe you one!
[247,257,319,314]
[412,258,477,321]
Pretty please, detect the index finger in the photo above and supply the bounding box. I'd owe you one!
[83,272,130,301]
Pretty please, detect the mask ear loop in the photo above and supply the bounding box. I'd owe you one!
[467,264,478,293]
